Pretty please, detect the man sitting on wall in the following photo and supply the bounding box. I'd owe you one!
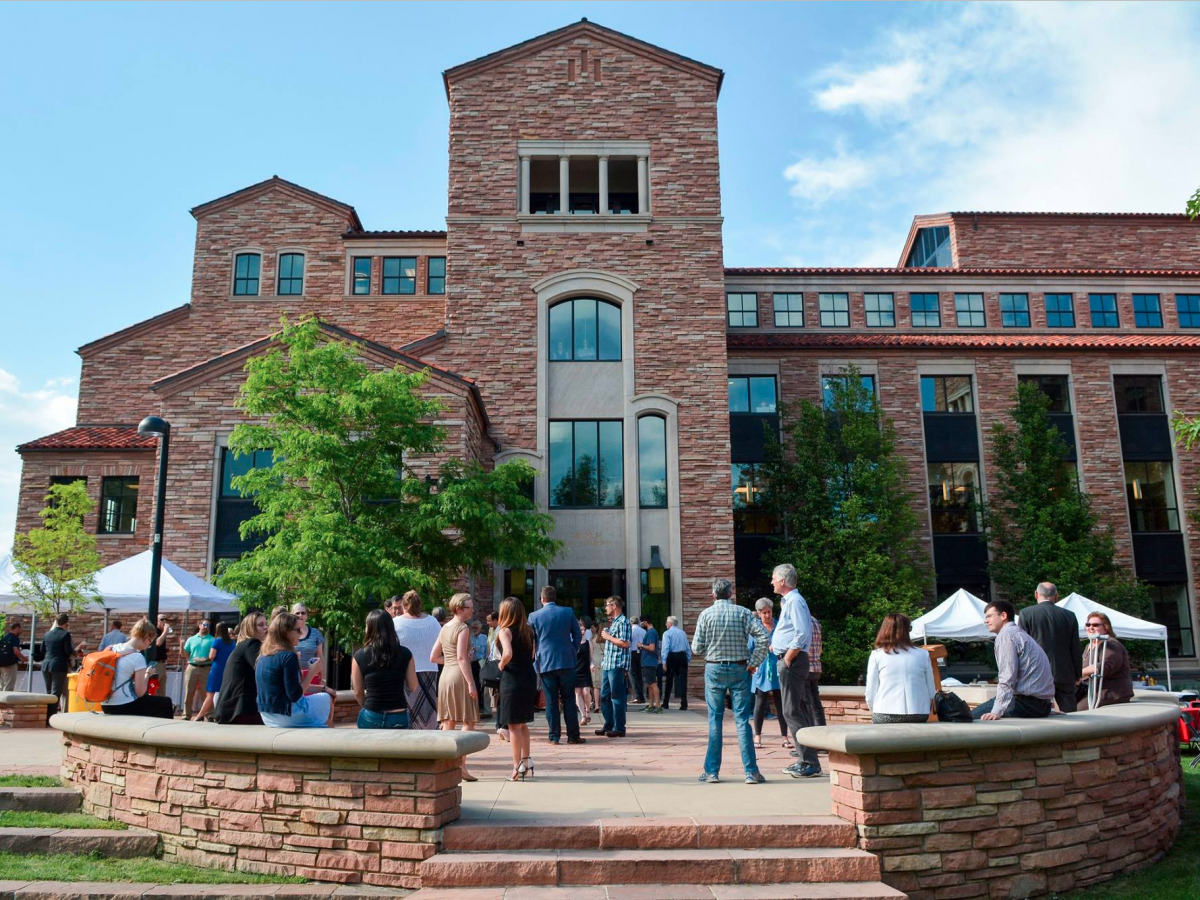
[972,600,1056,720]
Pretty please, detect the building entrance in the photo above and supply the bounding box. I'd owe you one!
[548,569,627,622]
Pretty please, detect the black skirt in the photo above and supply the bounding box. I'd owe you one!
[499,661,538,726]
[574,640,592,684]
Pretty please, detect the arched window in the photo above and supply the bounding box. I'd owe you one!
[548,298,621,361]
[637,415,667,508]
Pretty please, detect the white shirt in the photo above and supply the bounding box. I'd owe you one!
[106,642,149,706]
[865,647,936,716]
[631,623,646,650]
[394,614,442,673]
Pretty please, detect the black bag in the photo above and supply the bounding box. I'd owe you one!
[0,638,16,668]
[480,659,502,688]
[934,690,973,723]
[32,641,46,664]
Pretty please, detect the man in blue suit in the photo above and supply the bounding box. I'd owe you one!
[528,585,587,744]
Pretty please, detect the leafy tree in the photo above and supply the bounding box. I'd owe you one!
[1187,186,1200,221]
[216,317,562,636]
[12,482,102,617]
[760,368,928,683]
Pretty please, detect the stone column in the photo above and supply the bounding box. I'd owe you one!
[520,155,531,215]
[637,155,649,214]
[599,156,609,215]
[559,155,570,215]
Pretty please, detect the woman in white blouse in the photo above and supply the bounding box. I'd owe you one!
[865,614,935,724]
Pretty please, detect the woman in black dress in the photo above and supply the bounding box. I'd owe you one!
[215,611,267,725]
[497,596,537,781]
[574,615,594,726]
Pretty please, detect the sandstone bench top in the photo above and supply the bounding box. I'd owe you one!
[50,712,489,760]
[0,692,57,706]
[797,700,1180,755]
[818,684,1182,703]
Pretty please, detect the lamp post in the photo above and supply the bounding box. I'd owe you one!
[137,416,171,624]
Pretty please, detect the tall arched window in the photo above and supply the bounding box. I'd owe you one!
[638,415,667,508]
[548,298,621,361]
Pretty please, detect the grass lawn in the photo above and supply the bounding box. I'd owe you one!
[0,810,127,830]
[0,851,307,884]
[1059,761,1200,899]
[0,775,61,788]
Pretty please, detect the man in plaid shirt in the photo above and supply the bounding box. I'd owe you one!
[691,578,769,784]
[597,595,632,737]
[808,617,826,727]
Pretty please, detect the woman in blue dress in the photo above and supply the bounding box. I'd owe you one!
[748,597,789,749]
[195,621,236,721]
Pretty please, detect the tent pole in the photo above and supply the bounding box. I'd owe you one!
[1165,642,1172,692]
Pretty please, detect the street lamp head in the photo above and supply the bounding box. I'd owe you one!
[138,416,171,438]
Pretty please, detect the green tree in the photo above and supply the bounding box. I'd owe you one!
[12,482,102,617]
[760,368,928,683]
[215,317,561,636]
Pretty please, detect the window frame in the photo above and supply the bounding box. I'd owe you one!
[1124,460,1180,533]
[548,297,622,361]
[910,292,941,328]
[728,375,778,414]
[927,461,982,534]
[1113,374,1165,414]
[233,252,261,297]
[1132,293,1163,328]
[351,257,372,296]
[276,253,305,296]
[548,419,625,510]
[999,293,1030,328]
[864,293,895,328]
[818,292,850,328]
[921,374,975,413]
[427,256,446,295]
[731,463,779,534]
[954,292,986,327]
[636,414,668,509]
[98,476,139,535]
[1176,294,1200,328]
[382,256,417,295]
[772,292,804,328]
[727,292,759,328]
[1044,293,1076,328]
[1018,374,1072,413]
[1089,293,1119,328]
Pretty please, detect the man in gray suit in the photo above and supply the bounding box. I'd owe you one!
[1018,582,1083,712]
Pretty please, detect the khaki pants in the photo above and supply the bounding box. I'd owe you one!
[183,664,209,717]
[0,664,17,692]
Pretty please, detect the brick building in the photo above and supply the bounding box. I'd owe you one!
[12,21,1200,679]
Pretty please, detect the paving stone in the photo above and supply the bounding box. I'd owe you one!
[0,790,82,813]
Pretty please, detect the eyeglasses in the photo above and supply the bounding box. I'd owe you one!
[1086,623,1104,629]
[295,611,308,617]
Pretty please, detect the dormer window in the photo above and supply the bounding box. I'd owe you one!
[906,226,952,268]
[233,253,260,296]
[518,141,650,223]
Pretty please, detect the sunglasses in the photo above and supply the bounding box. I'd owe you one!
[1086,623,1104,629]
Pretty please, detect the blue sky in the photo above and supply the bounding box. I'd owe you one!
[2,1,1200,550]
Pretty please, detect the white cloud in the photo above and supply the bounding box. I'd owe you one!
[0,368,78,554]
[813,60,925,118]
[784,143,874,203]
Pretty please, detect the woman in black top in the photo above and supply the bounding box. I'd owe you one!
[215,611,267,725]
[353,609,417,729]
[497,597,538,780]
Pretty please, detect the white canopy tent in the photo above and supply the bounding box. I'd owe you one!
[910,588,993,642]
[1057,592,1172,690]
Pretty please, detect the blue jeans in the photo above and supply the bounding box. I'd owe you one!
[260,692,331,728]
[704,663,759,777]
[357,708,410,729]
[601,667,627,734]
[541,667,580,741]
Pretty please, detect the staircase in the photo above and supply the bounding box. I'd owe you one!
[411,816,906,898]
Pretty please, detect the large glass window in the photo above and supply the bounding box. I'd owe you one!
[910,293,941,327]
[773,293,804,327]
[548,298,621,361]
[905,226,952,268]
[921,375,974,413]
[999,293,1030,327]
[955,293,985,327]
[864,293,895,328]
[549,420,623,508]
[221,448,275,497]
[728,376,777,413]
[928,462,980,533]
[1176,294,1200,328]
[352,257,371,295]
[99,476,138,534]
[1148,583,1195,658]
[1018,374,1071,413]
[1045,293,1075,328]
[1125,461,1179,532]
[637,416,667,508]
[1089,293,1119,327]
[382,257,416,295]
[727,293,758,328]
[819,293,849,327]
[1113,375,1164,413]
[822,373,875,410]
[732,464,778,534]
[427,257,446,295]
[233,253,260,296]
[48,475,86,511]
[1132,294,1162,328]
[277,254,304,295]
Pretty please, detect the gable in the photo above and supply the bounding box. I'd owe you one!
[190,176,363,231]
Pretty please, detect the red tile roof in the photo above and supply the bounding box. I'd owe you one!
[724,266,1200,278]
[18,426,158,453]
[342,230,447,240]
[728,332,1200,352]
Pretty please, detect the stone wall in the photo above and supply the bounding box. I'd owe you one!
[823,718,1182,899]
[61,731,467,889]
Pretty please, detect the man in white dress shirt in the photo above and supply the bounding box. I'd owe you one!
[770,564,822,778]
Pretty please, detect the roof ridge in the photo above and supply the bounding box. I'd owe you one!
[191,176,363,231]
[724,266,1200,277]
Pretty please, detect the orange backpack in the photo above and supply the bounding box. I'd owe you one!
[76,649,124,703]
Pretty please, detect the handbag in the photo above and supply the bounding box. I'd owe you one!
[934,690,973,723]
[480,658,502,688]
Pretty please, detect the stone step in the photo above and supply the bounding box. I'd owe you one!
[442,816,858,851]
[0,789,82,813]
[0,828,158,858]
[420,847,882,888]
[406,882,907,899]
[0,883,408,899]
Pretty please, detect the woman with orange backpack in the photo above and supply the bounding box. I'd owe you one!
[101,619,174,719]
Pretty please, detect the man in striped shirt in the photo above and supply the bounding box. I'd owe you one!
[692,578,769,784]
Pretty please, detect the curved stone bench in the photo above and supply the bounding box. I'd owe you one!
[52,712,489,889]
[796,702,1183,900]
[0,691,57,728]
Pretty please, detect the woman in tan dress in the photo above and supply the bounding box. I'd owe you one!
[431,592,480,780]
